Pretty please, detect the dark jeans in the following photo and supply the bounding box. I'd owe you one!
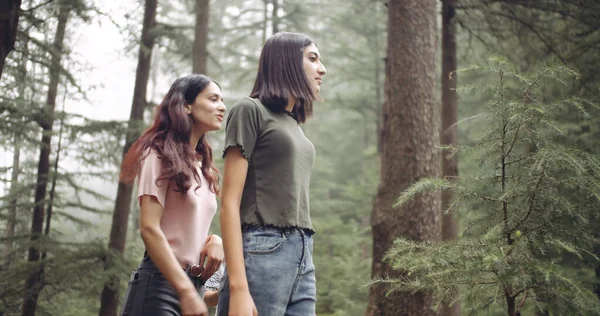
[120,253,205,316]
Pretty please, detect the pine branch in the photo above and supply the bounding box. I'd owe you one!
[20,0,54,13]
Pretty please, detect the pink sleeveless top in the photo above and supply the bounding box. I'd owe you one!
[137,150,217,265]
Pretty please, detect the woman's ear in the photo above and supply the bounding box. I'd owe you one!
[184,104,192,115]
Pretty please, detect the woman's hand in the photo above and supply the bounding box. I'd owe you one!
[179,288,209,316]
[229,288,258,316]
[199,234,224,281]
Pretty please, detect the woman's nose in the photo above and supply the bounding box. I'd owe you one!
[319,64,327,75]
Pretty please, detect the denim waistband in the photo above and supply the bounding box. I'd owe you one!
[241,223,314,236]
[139,251,203,281]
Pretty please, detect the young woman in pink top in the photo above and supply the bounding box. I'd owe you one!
[119,74,226,316]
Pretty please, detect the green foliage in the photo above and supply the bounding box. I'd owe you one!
[383,59,600,315]
[303,1,386,314]
[0,2,136,315]
[3,0,600,315]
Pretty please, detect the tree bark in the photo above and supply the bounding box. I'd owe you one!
[0,0,21,80]
[192,0,209,75]
[506,293,516,316]
[594,246,600,299]
[596,235,600,300]
[441,0,460,315]
[366,0,440,315]
[98,0,157,315]
[21,3,70,316]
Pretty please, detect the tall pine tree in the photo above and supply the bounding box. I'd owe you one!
[366,0,440,315]
[98,0,157,315]
[21,2,71,314]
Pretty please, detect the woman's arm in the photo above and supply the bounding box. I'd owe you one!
[199,234,223,281]
[220,147,257,316]
[139,195,207,315]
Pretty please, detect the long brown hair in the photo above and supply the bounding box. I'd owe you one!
[120,74,220,194]
[250,32,318,123]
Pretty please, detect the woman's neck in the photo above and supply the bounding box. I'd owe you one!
[286,96,296,112]
[190,126,204,149]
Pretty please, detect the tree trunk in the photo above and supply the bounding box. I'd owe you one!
[373,2,384,158]
[272,0,279,34]
[21,3,70,316]
[440,1,460,315]
[3,127,21,266]
[366,0,440,315]
[192,0,209,75]
[375,53,383,156]
[98,0,157,315]
[0,0,21,80]
[262,0,268,44]
[2,32,29,266]
[506,293,516,316]
[595,218,600,300]
[42,77,68,261]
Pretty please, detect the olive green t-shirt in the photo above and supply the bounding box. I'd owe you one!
[223,97,315,231]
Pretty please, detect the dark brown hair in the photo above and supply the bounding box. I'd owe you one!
[120,74,220,194]
[250,32,319,123]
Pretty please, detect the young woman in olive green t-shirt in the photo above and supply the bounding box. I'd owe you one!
[219,32,327,316]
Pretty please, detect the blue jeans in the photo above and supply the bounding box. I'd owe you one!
[217,226,316,316]
[120,253,205,316]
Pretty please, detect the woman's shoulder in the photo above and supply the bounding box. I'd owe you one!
[232,97,262,110]
[139,148,166,170]
[229,97,269,120]
[141,147,159,160]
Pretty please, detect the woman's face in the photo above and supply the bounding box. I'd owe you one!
[303,43,327,93]
[186,81,226,133]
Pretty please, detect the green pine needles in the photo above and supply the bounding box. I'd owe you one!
[384,57,600,315]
